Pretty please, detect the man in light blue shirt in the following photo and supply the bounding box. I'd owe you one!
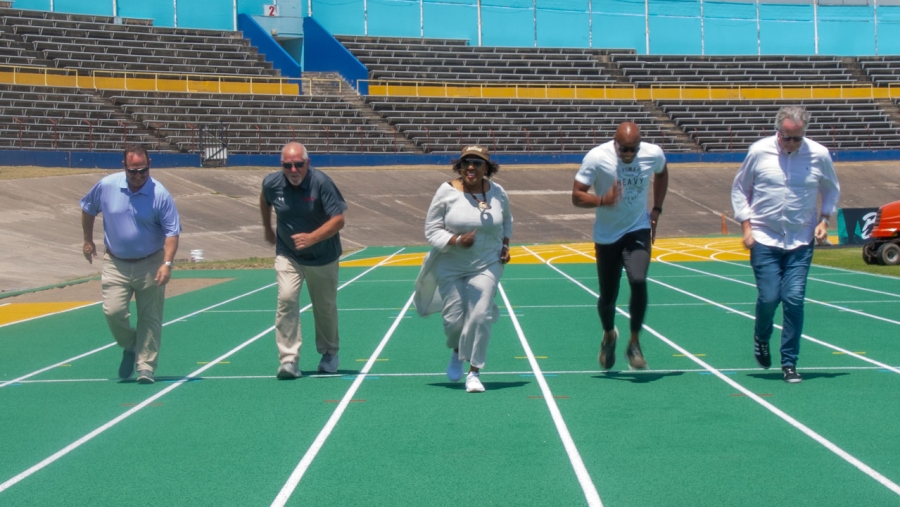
[81,145,181,384]
[732,105,840,384]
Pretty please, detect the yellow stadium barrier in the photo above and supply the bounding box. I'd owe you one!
[365,79,900,101]
[0,64,324,96]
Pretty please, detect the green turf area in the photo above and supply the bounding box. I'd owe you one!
[2,255,900,506]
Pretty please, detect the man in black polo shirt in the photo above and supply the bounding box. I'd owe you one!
[260,142,348,379]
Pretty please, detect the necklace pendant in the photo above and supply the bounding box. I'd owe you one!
[478,201,491,212]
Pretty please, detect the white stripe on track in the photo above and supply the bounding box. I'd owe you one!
[497,283,603,507]
[0,248,374,390]
[270,292,415,507]
[0,248,403,494]
[525,245,900,497]
[0,283,276,389]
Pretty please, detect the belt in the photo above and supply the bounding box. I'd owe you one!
[107,249,162,262]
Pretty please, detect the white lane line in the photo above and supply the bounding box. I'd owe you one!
[12,364,898,385]
[658,258,900,327]
[0,248,380,390]
[0,301,101,329]
[0,249,403,493]
[0,283,276,389]
[526,246,900,497]
[0,324,275,494]
[271,293,415,507]
[498,283,603,507]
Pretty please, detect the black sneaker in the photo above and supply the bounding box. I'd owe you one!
[782,366,802,384]
[626,342,647,370]
[753,337,771,369]
[598,328,618,370]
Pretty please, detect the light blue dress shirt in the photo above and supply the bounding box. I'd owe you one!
[81,172,181,259]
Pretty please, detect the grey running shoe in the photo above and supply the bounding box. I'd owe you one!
[276,361,301,380]
[447,351,464,381]
[318,353,339,374]
[626,342,648,370]
[136,369,155,384]
[782,366,802,384]
[598,328,618,370]
[118,350,136,379]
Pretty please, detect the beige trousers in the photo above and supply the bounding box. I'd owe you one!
[274,255,340,364]
[101,250,166,373]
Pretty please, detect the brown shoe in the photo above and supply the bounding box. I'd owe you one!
[626,342,647,370]
[598,328,618,369]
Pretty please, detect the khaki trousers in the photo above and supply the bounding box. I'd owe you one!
[274,255,340,364]
[101,250,166,373]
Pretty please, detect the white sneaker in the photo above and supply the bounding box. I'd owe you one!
[447,351,464,381]
[317,353,339,373]
[276,361,301,379]
[465,372,485,393]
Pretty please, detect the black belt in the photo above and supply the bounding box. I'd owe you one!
[107,249,162,262]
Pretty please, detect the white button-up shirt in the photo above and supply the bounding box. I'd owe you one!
[732,135,841,250]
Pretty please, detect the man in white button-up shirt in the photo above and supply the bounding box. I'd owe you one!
[731,105,841,384]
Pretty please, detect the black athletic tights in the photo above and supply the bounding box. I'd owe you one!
[594,228,651,334]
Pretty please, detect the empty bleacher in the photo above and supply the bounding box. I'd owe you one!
[337,35,626,84]
[659,99,900,152]
[612,54,858,86]
[365,96,688,153]
[0,84,155,151]
[858,56,900,86]
[0,8,277,77]
[102,90,413,154]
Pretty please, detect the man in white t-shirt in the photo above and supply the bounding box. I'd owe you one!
[572,122,669,370]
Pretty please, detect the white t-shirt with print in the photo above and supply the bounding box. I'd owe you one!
[575,140,666,244]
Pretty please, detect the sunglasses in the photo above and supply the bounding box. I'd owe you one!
[461,158,486,168]
[282,161,307,170]
[780,134,804,142]
[616,142,640,154]
[126,166,149,175]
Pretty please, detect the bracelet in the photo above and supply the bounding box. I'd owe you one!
[652,206,663,214]
[501,244,509,250]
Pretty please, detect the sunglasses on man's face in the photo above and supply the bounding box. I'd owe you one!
[461,158,486,168]
[616,142,640,154]
[780,134,804,142]
[126,167,149,176]
[282,161,307,170]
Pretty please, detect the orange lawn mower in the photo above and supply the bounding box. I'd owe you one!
[862,200,900,266]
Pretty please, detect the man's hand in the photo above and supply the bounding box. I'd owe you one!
[291,232,316,250]
[457,230,476,248]
[600,183,622,207]
[814,221,828,242]
[264,227,276,245]
[154,264,172,286]
[83,241,97,264]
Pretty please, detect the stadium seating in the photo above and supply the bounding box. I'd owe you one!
[0,83,156,151]
[0,7,277,77]
[611,54,858,86]
[364,96,690,153]
[659,99,900,152]
[102,90,414,154]
[857,56,900,86]
[336,35,628,84]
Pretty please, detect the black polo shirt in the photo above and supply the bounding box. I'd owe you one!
[262,167,348,266]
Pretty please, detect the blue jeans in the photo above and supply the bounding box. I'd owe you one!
[749,242,814,368]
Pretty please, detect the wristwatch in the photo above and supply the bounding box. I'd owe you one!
[164,261,173,268]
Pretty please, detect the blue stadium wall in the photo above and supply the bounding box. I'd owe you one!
[12,0,900,55]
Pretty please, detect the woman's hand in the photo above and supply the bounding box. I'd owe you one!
[500,245,510,264]
[457,230,476,248]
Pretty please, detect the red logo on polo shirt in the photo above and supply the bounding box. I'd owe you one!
[303,197,316,202]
